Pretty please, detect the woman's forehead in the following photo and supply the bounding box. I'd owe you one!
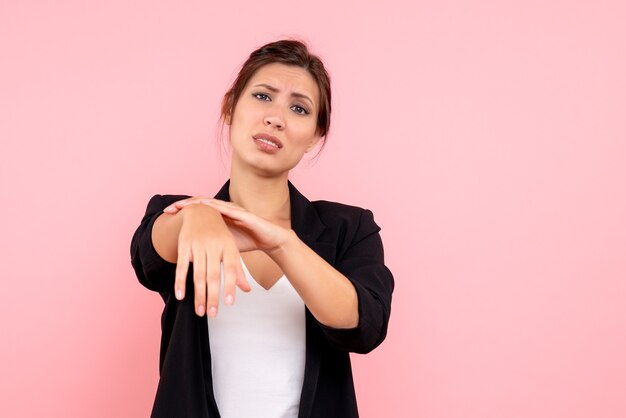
[247,63,319,103]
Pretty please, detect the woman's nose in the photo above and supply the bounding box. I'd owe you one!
[264,114,284,130]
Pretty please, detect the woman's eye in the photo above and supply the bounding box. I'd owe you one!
[254,93,270,101]
[291,105,309,115]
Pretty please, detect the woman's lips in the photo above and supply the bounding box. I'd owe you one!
[252,133,283,154]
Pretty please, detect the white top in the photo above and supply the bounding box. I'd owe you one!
[207,258,306,418]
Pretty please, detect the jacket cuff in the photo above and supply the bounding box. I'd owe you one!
[316,277,385,354]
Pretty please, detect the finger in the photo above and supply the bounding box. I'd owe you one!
[236,264,251,293]
[192,245,207,316]
[164,197,210,214]
[205,251,221,317]
[164,197,201,214]
[175,198,216,208]
[163,205,180,214]
[214,207,262,237]
[223,247,245,304]
[208,199,245,210]
[174,243,191,300]
[223,217,246,227]
[174,200,194,208]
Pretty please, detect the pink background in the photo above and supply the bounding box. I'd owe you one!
[1,1,625,417]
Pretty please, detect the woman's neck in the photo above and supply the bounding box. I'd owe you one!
[228,169,291,224]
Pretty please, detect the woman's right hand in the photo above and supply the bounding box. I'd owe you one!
[174,203,251,317]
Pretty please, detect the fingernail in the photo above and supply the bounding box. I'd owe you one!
[176,289,183,300]
[197,305,205,316]
[208,306,217,317]
[225,294,234,305]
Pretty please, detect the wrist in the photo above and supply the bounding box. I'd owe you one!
[266,228,299,258]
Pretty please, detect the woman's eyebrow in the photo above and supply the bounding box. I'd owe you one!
[253,83,314,107]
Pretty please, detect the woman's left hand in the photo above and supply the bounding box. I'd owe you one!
[164,198,292,254]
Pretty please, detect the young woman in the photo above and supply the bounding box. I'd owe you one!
[130,39,395,418]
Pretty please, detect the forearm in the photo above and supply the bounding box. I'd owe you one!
[267,230,359,329]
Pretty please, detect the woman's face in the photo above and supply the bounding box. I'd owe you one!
[228,63,321,177]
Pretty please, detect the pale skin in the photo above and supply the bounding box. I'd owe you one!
[151,63,358,329]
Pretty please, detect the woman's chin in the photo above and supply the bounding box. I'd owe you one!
[232,153,302,178]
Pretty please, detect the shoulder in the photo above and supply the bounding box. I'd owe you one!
[311,199,381,235]
[312,199,367,219]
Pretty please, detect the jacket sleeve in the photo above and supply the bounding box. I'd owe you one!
[130,194,190,294]
[317,209,395,354]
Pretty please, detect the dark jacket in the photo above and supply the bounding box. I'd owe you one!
[130,179,394,417]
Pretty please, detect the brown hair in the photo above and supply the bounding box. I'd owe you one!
[221,39,332,147]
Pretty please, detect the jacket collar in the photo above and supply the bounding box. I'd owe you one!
[213,178,327,245]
